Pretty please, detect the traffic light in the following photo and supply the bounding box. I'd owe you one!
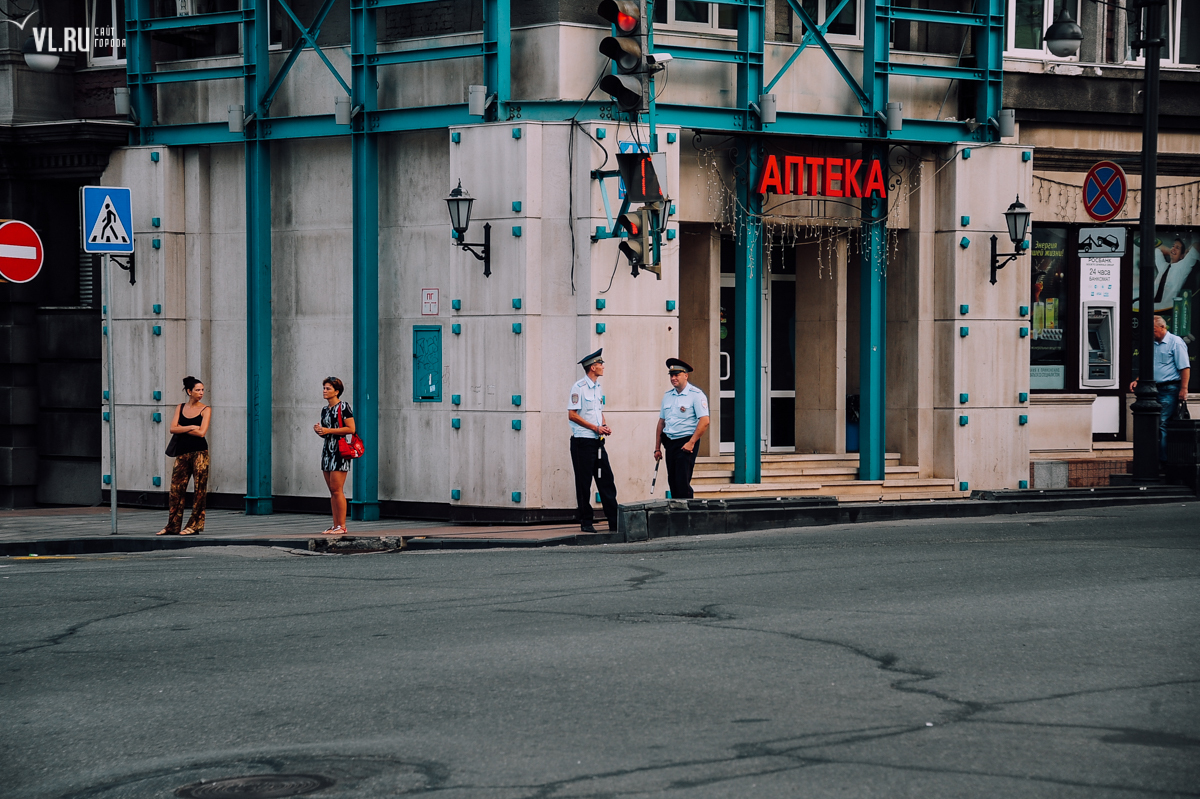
[598,1,645,113]
[615,207,660,279]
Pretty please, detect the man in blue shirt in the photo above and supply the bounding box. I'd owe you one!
[654,358,710,499]
[568,349,618,533]
[1130,315,1191,462]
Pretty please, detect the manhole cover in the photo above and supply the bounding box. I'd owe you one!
[175,773,335,798]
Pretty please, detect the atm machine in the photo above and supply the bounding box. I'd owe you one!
[1081,302,1116,388]
[1079,247,1122,434]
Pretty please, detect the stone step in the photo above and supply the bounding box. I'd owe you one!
[695,453,902,465]
[693,464,922,485]
[693,478,962,502]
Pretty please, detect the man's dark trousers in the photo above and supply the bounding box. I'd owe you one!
[662,434,698,499]
[570,437,618,526]
[1157,381,1181,461]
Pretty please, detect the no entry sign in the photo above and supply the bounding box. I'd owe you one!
[0,220,44,283]
[1083,161,1128,223]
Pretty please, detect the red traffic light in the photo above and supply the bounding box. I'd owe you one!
[598,1,640,33]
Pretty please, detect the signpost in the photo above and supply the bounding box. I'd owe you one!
[1082,161,1128,223]
[82,186,134,535]
[0,220,45,283]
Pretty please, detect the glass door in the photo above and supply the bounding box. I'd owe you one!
[718,269,796,454]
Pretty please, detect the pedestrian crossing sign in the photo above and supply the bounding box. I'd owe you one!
[81,186,134,254]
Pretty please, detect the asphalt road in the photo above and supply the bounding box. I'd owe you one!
[2,502,1198,799]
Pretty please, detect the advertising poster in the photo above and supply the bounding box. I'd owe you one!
[1030,227,1068,389]
[1131,228,1198,390]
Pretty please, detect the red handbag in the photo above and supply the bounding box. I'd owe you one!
[336,403,365,459]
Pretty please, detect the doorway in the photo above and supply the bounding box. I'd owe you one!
[717,241,797,454]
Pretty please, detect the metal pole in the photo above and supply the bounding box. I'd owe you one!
[1131,0,1164,480]
[103,253,118,535]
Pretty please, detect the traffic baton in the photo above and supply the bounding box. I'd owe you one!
[649,458,661,496]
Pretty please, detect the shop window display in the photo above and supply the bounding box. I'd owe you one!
[1030,226,1069,390]
[1131,228,1199,391]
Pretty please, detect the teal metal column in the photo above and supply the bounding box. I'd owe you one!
[125,0,153,144]
[732,0,765,484]
[244,0,273,515]
[858,144,888,481]
[350,0,380,521]
[483,0,511,121]
[859,0,889,481]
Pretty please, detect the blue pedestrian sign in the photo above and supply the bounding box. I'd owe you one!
[81,186,133,254]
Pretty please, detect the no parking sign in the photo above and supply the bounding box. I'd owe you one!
[1082,161,1128,223]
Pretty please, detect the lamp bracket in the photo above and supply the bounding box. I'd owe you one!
[989,234,1026,286]
[454,221,492,278]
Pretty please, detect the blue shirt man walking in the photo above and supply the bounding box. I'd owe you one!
[1130,315,1191,462]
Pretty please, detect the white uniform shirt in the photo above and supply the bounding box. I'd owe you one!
[659,383,710,439]
[568,376,604,438]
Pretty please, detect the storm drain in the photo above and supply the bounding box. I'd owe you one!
[175,773,335,798]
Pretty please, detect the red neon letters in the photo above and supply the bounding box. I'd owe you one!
[755,153,886,199]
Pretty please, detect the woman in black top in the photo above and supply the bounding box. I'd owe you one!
[156,376,211,536]
[313,376,355,535]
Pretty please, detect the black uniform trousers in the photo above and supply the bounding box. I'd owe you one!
[662,433,699,499]
[570,437,619,526]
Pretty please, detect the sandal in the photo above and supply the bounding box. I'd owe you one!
[179,527,199,536]
[321,525,340,535]
[155,528,177,536]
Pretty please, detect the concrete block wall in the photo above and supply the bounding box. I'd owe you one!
[932,143,1035,490]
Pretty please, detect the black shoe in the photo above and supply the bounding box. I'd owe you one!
[580,523,597,533]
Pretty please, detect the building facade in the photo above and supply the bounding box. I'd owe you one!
[2,0,1196,512]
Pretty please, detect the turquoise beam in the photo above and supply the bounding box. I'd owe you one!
[245,0,273,515]
[350,0,380,521]
[858,149,888,481]
[125,0,154,144]
[732,0,764,485]
[858,1,889,481]
[261,0,341,111]
[973,0,1005,129]
[483,0,511,121]
[137,9,250,30]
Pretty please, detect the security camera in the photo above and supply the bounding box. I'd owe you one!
[646,52,673,65]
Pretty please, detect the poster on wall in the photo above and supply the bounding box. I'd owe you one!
[1131,228,1199,389]
[1031,227,1068,389]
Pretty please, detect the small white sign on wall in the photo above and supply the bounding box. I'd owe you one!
[1081,257,1118,300]
[421,288,439,316]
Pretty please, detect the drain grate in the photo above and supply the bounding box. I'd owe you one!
[175,774,335,798]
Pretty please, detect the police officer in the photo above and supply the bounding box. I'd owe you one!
[568,349,618,532]
[654,358,710,499]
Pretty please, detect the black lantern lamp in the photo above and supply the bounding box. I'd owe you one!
[990,196,1031,285]
[446,181,491,278]
[1044,8,1083,58]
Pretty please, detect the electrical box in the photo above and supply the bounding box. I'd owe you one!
[1081,302,1117,388]
[413,326,442,402]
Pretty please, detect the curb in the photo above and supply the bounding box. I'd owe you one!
[4,486,1195,557]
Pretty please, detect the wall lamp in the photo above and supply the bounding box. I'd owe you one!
[989,196,1031,285]
[446,181,492,278]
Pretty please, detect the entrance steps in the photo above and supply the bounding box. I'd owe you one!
[691,453,967,502]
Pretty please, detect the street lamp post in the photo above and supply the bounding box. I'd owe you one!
[1130,0,1166,480]
[1047,1,1165,480]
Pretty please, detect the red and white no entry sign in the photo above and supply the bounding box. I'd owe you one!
[0,220,44,283]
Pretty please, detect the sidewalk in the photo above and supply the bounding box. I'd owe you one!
[0,507,608,556]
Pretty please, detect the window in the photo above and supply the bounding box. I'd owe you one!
[88,0,127,66]
[652,1,738,32]
[1007,0,1080,57]
[800,0,859,39]
[1126,0,1200,65]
